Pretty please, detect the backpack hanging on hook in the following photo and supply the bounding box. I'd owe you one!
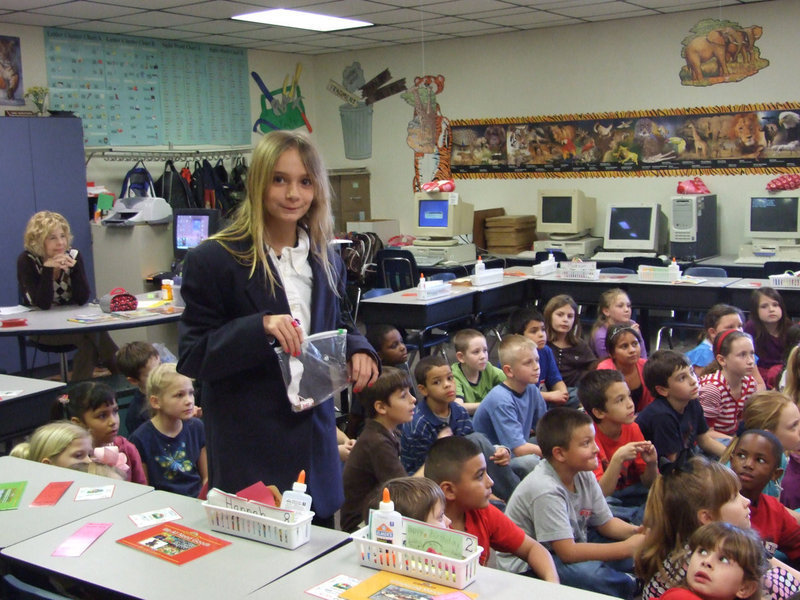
[119,160,156,198]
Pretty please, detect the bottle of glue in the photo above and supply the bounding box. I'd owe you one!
[475,255,485,274]
[280,470,313,514]
[370,487,403,545]
[417,273,426,293]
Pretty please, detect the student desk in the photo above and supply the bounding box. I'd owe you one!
[0,298,182,373]
[0,374,65,445]
[2,490,350,599]
[0,456,153,549]
[359,285,477,332]
[725,279,800,317]
[252,543,618,599]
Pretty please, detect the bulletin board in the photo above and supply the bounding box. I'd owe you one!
[44,28,250,147]
[450,102,800,179]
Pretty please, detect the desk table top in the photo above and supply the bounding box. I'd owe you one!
[2,489,349,599]
[0,456,153,549]
[252,544,618,599]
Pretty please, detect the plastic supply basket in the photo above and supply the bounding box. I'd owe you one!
[769,272,800,288]
[202,501,313,549]
[558,261,600,280]
[351,527,482,589]
[637,265,681,282]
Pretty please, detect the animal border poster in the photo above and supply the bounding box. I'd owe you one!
[44,28,250,147]
[450,102,800,179]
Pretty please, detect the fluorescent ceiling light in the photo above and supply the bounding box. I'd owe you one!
[232,9,372,32]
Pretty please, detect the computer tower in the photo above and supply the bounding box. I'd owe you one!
[669,194,718,261]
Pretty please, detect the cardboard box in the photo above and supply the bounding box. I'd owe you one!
[346,219,400,244]
[485,214,537,231]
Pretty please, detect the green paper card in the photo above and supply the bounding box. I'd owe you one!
[97,193,114,211]
[404,518,478,559]
[0,481,27,510]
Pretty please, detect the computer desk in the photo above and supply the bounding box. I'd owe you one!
[0,374,66,445]
[252,543,618,599]
[1,490,349,599]
[0,295,182,374]
[0,456,153,549]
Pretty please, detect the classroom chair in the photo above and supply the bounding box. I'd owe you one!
[3,574,71,600]
[655,266,728,349]
[599,266,635,274]
[23,337,76,382]
[375,248,419,292]
[622,256,665,271]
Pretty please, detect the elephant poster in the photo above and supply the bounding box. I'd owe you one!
[450,102,800,179]
[680,18,767,86]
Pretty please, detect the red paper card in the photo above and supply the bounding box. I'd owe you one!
[30,481,73,506]
[117,522,230,565]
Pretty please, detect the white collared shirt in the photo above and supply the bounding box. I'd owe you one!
[268,228,313,337]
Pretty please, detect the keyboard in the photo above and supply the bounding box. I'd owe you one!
[591,251,658,262]
[414,256,443,267]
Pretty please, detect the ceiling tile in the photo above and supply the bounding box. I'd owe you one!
[32,1,143,19]
[106,12,211,27]
[1,12,81,27]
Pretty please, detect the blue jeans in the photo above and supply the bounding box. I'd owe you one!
[551,554,637,599]
[466,432,520,503]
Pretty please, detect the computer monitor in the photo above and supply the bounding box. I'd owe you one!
[173,208,221,260]
[746,195,800,243]
[412,192,474,242]
[536,189,595,239]
[603,203,662,252]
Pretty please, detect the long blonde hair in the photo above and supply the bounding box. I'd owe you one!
[11,421,89,463]
[636,455,740,582]
[213,130,337,293]
[785,346,800,402]
[721,390,795,463]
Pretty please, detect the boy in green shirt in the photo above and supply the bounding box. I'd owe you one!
[452,328,506,415]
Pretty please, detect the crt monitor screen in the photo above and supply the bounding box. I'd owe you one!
[541,195,572,224]
[418,199,450,228]
[608,206,653,241]
[173,209,220,259]
[750,196,799,234]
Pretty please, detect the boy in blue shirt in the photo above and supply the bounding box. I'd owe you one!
[473,335,547,478]
[508,307,573,408]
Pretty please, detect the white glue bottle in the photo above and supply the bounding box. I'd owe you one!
[417,273,426,292]
[371,487,403,545]
[668,257,680,280]
[475,255,485,274]
[280,470,313,514]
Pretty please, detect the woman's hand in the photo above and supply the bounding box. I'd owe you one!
[262,314,303,356]
[348,352,379,393]
[43,252,76,273]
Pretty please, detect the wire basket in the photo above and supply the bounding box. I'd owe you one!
[558,261,600,280]
[351,527,482,589]
[637,265,681,282]
[769,273,800,288]
[202,502,313,549]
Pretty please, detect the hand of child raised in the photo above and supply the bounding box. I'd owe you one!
[490,445,511,466]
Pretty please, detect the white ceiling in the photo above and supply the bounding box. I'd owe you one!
[0,0,771,55]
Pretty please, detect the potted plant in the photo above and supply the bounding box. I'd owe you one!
[24,86,49,115]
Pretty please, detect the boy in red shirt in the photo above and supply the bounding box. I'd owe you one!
[579,370,657,522]
[730,429,800,565]
[424,436,558,582]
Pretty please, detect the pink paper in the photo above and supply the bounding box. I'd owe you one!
[52,522,112,557]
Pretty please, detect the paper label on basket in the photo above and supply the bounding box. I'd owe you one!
[206,488,298,522]
[404,518,478,559]
[129,507,182,528]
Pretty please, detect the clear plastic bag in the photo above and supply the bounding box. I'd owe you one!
[275,329,349,413]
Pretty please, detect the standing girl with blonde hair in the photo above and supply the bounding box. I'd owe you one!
[178,131,379,526]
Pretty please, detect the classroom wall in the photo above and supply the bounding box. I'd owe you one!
[310,0,800,256]
[3,0,798,257]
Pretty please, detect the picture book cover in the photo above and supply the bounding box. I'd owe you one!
[117,522,230,565]
[340,571,477,600]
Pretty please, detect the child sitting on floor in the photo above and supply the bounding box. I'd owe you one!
[129,363,207,497]
[424,436,558,582]
[55,381,147,485]
[363,476,450,528]
[451,328,506,415]
[115,341,161,435]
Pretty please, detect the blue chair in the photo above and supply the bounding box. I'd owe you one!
[685,266,727,278]
[622,256,665,271]
[429,272,457,282]
[599,267,635,274]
